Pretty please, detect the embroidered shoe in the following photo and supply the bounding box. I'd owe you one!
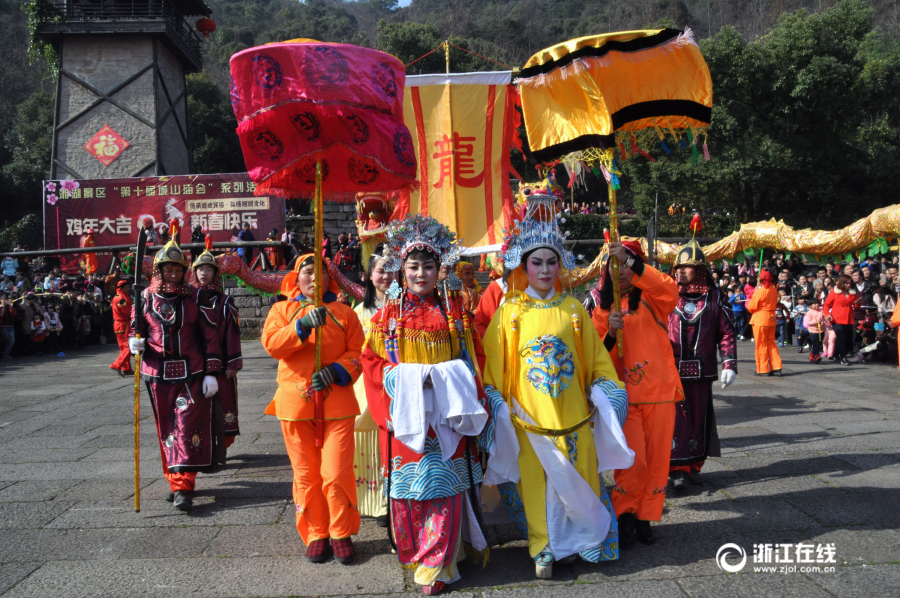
[306,538,332,563]
[332,537,355,565]
[534,552,554,579]
[422,581,445,595]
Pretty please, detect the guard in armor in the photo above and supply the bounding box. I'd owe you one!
[667,239,737,490]
[192,235,243,447]
[109,278,134,376]
[129,222,223,512]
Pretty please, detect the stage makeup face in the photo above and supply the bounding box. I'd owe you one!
[525,247,559,299]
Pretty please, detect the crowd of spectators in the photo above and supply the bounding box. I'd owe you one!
[0,252,115,361]
[717,253,898,365]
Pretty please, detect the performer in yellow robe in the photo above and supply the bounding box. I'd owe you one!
[480,184,633,580]
[351,245,393,523]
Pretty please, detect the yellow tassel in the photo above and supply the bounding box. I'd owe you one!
[572,312,586,391]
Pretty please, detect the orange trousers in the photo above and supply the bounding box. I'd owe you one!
[752,325,782,374]
[612,402,676,522]
[281,417,360,545]
[109,332,132,372]
[670,461,704,475]
[157,437,197,492]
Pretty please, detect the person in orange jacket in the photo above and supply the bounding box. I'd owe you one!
[474,273,508,338]
[746,270,783,376]
[109,278,133,376]
[591,241,683,547]
[261,253,364,565]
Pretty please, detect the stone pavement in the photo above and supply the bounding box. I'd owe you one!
[0,341,899,597]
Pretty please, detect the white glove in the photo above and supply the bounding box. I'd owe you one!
[128,337,145,355]
[202,375,219,398]
[720,369,736,389]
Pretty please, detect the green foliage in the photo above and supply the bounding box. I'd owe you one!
[2,90,53,220]
[614,0,900,232]
[22,0,59,72]
[375,21,506,73]
[187,73,246,175]
[0,213,42,252]
[560,213,738,240]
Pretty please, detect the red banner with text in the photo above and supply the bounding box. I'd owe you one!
[43,173,285,273]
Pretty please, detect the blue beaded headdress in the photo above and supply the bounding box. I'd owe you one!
[382,214,461,273]
[502,191,576,271]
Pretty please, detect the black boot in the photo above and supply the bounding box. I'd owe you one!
[618,512,637,548]
[670,471,688,492]
[173,490,193,512]
[636,520,655,545]
[165,491,174,503]
[772,369,782,377]
[375,514,389,528]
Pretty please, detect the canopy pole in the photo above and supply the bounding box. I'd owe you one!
[608,185,623,357]
[313,160,325,447]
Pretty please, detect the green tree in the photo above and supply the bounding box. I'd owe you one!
[1,90,53,220]
[624,0,900,230]
[187,73,246,175]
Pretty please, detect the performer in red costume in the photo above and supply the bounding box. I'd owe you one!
[362,215,492,595]
[192,235,243,448]
[666,239,737,490]
[109,278,133,376]
[129,222,223,512]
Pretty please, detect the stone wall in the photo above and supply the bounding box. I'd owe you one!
[322,202,358,239]
[223,277,277,339]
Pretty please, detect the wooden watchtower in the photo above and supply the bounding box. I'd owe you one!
[36,0,212,180]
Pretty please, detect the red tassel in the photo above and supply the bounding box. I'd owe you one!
[169,218,179,238]
[703,143,710,161]
[204,234,213,251]
[690,213,702,234]
[630,135,658,163]
[603,228,611,242]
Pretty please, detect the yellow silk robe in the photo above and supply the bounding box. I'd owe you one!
[352,302,386,518]
[482,290,626,559]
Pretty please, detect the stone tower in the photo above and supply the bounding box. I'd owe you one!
[37,0,212,179]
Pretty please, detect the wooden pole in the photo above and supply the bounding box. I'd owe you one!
[313,160,325,447]
[608,185,623,357]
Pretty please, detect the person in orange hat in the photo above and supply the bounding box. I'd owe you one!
[746,269,783,375]
[81,229,98,275]
[591,240,682,548]
[261,253,364,565]
[109,278,133,376]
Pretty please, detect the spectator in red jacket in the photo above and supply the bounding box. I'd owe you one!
[823,275,859,366]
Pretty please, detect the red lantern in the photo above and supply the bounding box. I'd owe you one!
[196,18,216,38]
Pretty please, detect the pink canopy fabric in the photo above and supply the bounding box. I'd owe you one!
[230,40,417,196]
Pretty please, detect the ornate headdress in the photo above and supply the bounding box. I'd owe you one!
[502,183,576,271]
[382,214,461,273]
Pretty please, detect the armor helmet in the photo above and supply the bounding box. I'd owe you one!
[673,238,707,271]
[191,234,218,272]
[152,219,190,271]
